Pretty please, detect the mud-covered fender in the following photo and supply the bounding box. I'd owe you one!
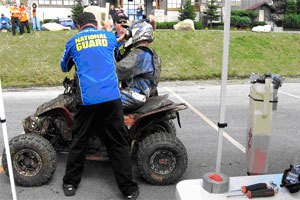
[35,94,73,116]
[38,107,74,128]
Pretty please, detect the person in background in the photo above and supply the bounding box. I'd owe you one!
[109,4,117,20]
[20,4,30,33]
[113,12,157,62]
[136,4,143,21]
[61,12,139,200]
[113,11,131,61]
[10,3,23,35]
[108,4,117,30]
[0,13,10,32]
[31,3,41,31]
[117,6,124,13]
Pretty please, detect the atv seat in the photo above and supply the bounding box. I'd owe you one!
[127,94,173,114]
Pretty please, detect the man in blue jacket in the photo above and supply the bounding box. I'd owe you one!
[60,12,139,200]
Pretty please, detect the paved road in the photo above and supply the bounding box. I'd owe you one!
[0,80,300,200]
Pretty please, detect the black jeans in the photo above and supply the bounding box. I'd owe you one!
[63,99,138,196]
[21,20,30,33]
[11,17,23,35]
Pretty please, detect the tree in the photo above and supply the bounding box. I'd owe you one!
[273,0,287,14]
[178,0,196,21]
[286,0,297,14]
[271,0,287,26]
[203,0,221,29]
[71,0,84,25]
[296,0,300,14]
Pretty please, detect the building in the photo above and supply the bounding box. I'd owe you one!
[246,1,274,22]
[0,0,276,22]
[0,0,75,20]
[241,0,272,9]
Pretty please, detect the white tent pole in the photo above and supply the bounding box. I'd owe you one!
[0,79,17,200]
[215,0,232,173]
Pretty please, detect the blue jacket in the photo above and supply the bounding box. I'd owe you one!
[60,27,120,105]
[0,16,9,25]
[136,8,143,17]
[116,47,154,97]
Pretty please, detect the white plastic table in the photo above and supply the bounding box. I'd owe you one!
[176,174,300,200]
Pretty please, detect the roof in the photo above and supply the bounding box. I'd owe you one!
[247,2,274,11]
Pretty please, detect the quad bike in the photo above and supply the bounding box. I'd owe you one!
[2,77,188,186]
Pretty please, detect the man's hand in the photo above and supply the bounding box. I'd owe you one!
[147,15,157,30]
[102,20,112,32]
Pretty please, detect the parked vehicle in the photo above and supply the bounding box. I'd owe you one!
[2,77,188,186]
[52,17,76,29]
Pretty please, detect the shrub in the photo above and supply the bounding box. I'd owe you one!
[231,10,258,27]
[239,17,252,28]
[167,22,177,29]
[231,16,239,27]
[283,14,300,28]
[231,10,258,21]
[231,16,252,28]
[156,21,203,30]
[157,22,174,29]
[42,19,52,24]
[194,22,203,30]
[156,22,166,29]
[252,21,267,27]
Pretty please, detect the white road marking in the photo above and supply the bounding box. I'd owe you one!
[279,91,300,99]
[164,87,246,153]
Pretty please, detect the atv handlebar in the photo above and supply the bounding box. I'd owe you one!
[63,77,76,95]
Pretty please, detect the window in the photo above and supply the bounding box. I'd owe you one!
[38,0,74,5]
[38,0,46,5]
[122,0,145,21]
[51,0,63,5]
[168,0,181,9]
[231,0,241,6]
[64,0,75,5]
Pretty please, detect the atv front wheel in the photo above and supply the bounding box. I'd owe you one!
[2,134,57,186]
[137,132,188,185]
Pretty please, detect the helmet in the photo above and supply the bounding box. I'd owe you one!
[131,21,153,45]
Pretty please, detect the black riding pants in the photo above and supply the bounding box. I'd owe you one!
[63,99,138,196]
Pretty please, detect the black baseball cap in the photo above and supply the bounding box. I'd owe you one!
[113,11,128,23]
[77,12,98,26]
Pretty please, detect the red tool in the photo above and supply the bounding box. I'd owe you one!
[247,188,276,199]
[227,183,272,198]
[229,183,268,194]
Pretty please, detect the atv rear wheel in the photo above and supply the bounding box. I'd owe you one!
[137,132,188,185]
[154,120,176,135]
[2,134,57,186]
[141,120,177,141]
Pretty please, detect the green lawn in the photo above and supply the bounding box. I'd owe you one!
[1,30,300,88]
